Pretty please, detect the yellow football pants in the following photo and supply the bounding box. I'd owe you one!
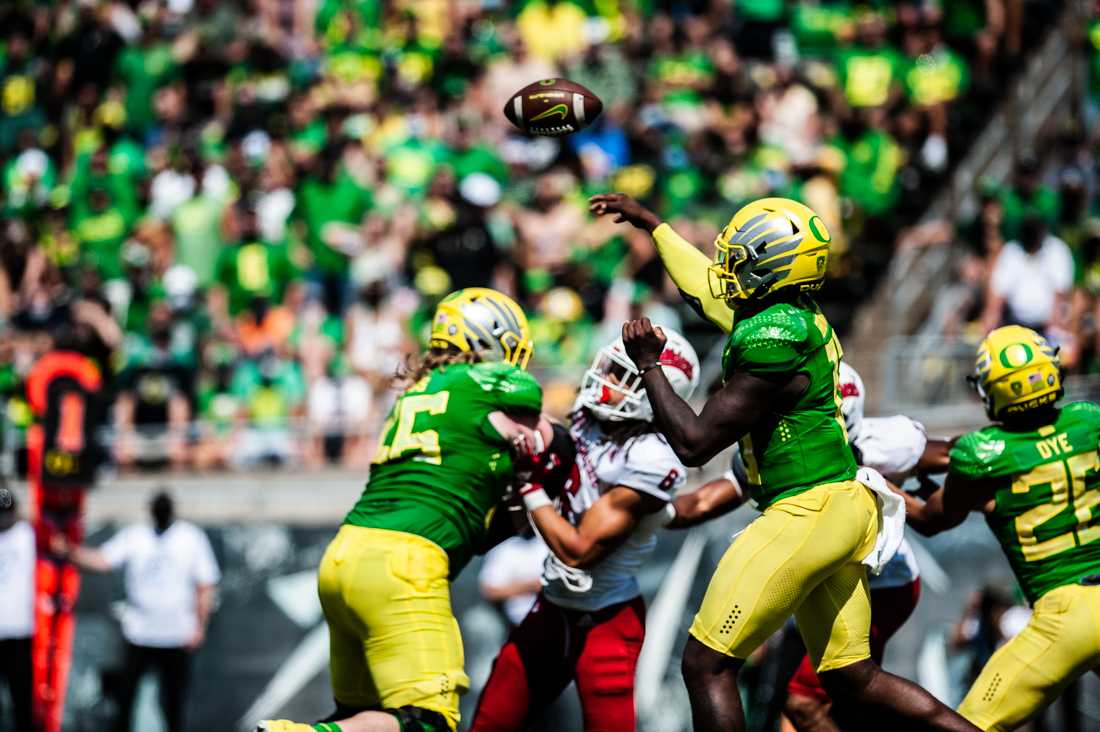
[959,583,1100,731]
[690,480,879,671]
[317,525,469,731]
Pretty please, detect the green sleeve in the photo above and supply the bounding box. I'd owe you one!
[467,362,542,413]
[730,312,810,376]
[1064,401,1100,433]
[949,432,993,479]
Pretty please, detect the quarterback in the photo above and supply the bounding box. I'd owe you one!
[260,288,543,732]
[903,325,1100,731]
[471,329,698,731]
[590,193,977,732]
[668,361,952,731]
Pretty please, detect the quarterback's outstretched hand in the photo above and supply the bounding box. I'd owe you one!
[622,318,667,371]
[589,193,661,232]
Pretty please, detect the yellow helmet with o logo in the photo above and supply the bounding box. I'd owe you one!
[969,325,1062,421]
[429,288,534,369]
[708,197,832,304]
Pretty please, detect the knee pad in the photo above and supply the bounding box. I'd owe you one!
[387,705,452,732]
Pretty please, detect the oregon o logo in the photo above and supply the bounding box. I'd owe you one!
[808,216,831,243]
[999,342,1033,369]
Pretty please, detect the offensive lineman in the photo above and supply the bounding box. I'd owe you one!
[590,193,977,732]
[471,329,699,731]
[902,325,1100,731]
[260,288,544,732]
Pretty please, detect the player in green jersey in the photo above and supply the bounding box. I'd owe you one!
[259,288,542,732]
[591,194,976,732]
[902,324,1100,731]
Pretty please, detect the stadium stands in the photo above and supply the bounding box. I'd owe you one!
[0,0,1070,473]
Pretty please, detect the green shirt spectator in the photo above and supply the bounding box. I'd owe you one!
[995,158,1061,240]
[794,2,855,58]
[215,239,300,315]
[172,195,226,287]
[231,358,306,410]
[835,44,904,108]
[294,163,373,274]
[115,39,179,134]
[71,185,138,280]
[0,37,45,152]
[649,51,714,106]
[903,45,969,107]
[383,135,449,198]
[834,129,903,217]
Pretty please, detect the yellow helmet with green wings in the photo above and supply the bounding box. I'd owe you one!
[708,197,832,304]
[969,325,1063,420]
[429,288,533,369]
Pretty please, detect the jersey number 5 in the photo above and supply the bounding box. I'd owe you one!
[1013,451,1100,562]
[373,391,450,466]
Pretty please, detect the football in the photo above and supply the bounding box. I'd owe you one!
[503,78,603,136]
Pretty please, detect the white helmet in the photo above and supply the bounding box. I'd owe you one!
[578,327,700,422]
[838,361,864,441]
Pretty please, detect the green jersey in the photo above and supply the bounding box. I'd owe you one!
[346,361,542,576]
[723,297,856,509]
[949,401,1100,604]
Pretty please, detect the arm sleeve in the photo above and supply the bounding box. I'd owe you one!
[652,223,734,333]
[191,527,221,585]
[1052,242,1074,292]
[597,436,686,501]
[98,527,132,569]
[989,248,1014,297]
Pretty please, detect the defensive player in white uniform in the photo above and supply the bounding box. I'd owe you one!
[669,362,951,731]
[470,330,700,732]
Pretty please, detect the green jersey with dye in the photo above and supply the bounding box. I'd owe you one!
[346,361,542,577]
[949,401,1100,604]
[723,296,855,509]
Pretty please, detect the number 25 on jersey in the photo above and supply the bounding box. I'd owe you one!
[373,385,451,466]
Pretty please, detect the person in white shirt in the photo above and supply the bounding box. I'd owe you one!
[0,486,36,732]
[56,491,219,732]
[478,534,548,627]
[984,216,1074,332]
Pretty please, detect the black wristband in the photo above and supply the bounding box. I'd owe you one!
[637,362,661,377]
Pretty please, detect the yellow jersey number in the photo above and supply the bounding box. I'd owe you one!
[1013,451,1100,562]
[372,386,450,466]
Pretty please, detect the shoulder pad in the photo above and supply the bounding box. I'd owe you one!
[729,304,812,375]
[949,429,1004,479]
[467,361,542,410]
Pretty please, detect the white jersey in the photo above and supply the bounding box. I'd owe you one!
[854,416,927,589]
[541,412,686,612]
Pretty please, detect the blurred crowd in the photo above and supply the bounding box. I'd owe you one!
[921,0,1100,376]
[0,0,1063,472]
